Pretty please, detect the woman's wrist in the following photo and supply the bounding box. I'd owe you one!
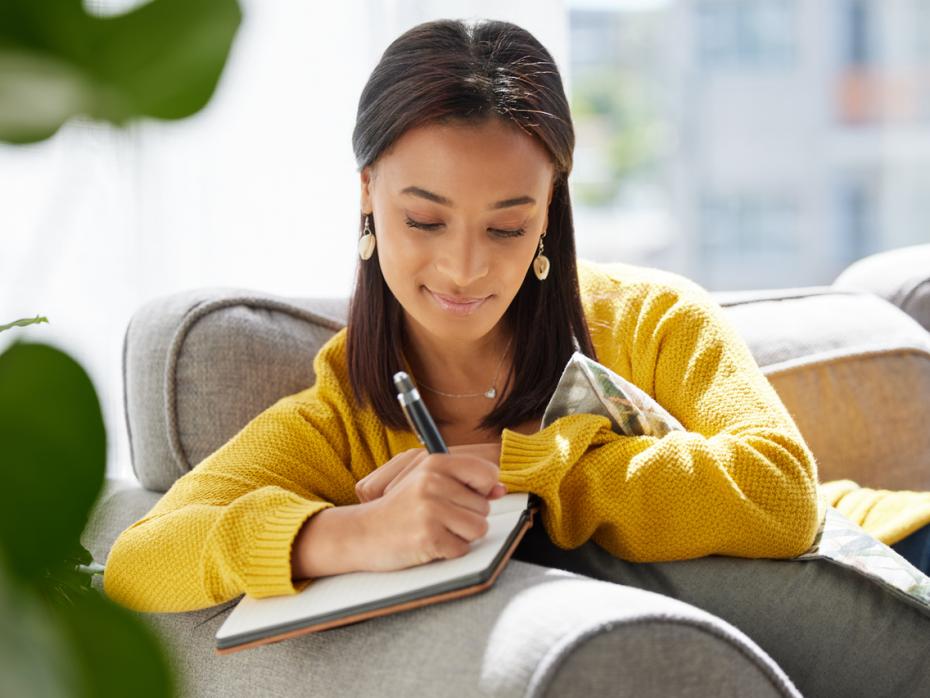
[291,503,369,580]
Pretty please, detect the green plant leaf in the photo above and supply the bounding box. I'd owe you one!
[54,579,178,697]
[0,546,176,698]
[0,340,105,580]
[0,551,80,698]
[0,0,242,144]
[0,316,49,333]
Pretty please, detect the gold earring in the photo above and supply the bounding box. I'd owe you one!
[358,213,376,260]
[533,231,550,280]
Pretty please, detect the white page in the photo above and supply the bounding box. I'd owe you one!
[217,492,530,643]
[488,490,530,516]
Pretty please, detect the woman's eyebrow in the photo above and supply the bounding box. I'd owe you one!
[400,185,535,210]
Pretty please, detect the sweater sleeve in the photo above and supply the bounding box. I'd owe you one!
[104,350,364,613]
[819,479,930,545]
[498,285,824,561]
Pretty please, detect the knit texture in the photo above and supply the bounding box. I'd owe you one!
[819,479,930,545]
[105,260,827,613]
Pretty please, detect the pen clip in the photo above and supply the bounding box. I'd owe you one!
[398,394,425,446]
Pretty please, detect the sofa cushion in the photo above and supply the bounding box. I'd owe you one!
[512,518,930,698]
[122,289,347,492]
[833,243,930,332]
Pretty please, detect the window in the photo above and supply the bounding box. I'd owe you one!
[698,193,798,266]
[914,0,930,61]
[834,176,878,266]
[696,0,797,69]
[843,0,874,67]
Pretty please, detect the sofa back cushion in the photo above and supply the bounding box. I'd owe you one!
[122,289,347,492]
[123,281,930,493]
[833,243,930,333]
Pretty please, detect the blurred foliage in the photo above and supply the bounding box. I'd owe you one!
[0,0,242,144]
[570,67,670,207]
[0,0,242,694]
[0,335,178,697]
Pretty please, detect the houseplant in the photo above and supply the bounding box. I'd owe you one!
[0,317,176,696]
[1,0,241,694]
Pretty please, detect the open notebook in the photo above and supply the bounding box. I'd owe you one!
[215,491,538,654]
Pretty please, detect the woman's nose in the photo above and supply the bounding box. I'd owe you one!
[435,233,490,288]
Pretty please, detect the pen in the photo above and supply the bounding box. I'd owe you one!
[393,371,449,454]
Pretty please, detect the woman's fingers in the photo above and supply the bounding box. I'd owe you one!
[359,441,504,503]
[440,496,491,544]
[445,476,499,515]
[356,448,425,502]
[383,457,427,496]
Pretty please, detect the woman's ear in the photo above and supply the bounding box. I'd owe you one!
[541,175,555,230]
[360,165,376,213]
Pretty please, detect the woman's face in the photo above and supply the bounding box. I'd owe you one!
[360,118,555,345]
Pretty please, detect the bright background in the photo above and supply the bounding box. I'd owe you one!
[2,0,927,480]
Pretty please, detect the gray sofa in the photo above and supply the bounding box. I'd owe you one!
[85,244,930,697]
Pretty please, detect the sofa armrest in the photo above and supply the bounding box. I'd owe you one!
[833,243,930,332]
[86,482,800,698]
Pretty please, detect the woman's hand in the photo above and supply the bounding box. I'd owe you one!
[355,451,506,572]
[356,442,505,503]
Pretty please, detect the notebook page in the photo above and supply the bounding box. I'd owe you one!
[216,492,530,642]
[488,491,530,516]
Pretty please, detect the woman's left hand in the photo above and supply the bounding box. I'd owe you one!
[356,441,504,503]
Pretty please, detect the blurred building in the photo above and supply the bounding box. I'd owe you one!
[568,0,930,291]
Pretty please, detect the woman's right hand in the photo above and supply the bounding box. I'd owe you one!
[356,442,504,503]
[356,451,503,572]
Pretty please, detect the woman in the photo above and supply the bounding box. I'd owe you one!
[104,18,930,696]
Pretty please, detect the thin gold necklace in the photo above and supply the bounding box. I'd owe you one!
[415,335,514,399]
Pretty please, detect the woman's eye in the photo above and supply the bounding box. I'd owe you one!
[404,216,525,238]
[404,217,442,231]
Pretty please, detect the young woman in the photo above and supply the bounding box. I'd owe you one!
[105,18,930,696]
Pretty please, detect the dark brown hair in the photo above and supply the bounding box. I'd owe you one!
[347,18,599,433]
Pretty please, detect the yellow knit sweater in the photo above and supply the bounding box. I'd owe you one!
[105,259,832,613]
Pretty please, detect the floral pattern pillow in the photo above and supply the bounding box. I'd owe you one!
[541,351,930,619]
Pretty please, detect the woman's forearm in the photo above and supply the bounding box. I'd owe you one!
[291,504,368,581]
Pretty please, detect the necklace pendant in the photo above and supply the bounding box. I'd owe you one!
[485,387,496,399]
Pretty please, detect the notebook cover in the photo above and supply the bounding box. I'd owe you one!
[215,501,538,655]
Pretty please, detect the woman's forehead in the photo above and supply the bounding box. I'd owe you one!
[391,120,546,161]
[377,122,553,199]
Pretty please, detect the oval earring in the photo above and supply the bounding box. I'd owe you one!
[358,213,376,260]
[533,232,550,280]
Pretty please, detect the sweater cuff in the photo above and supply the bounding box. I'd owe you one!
[500,429,556,491]
[243,497,334,598]
[501,428,554,468]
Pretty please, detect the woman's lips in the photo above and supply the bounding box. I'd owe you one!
[426,288,490,315]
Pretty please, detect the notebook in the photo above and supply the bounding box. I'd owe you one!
[215,491,538,654]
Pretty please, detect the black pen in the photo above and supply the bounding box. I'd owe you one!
[394,371,448,454]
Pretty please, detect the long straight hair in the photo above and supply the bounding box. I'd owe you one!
[346,18,599,432]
